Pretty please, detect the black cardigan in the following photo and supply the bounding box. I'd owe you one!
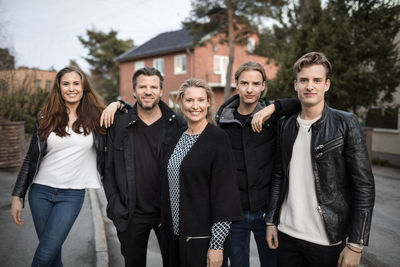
[160,123,243,267]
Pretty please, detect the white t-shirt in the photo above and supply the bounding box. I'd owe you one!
[33,127,101,189]
[278,115,332,246]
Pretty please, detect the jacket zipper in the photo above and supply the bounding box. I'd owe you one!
[315,142,344,159]
[360,211,368,245]
[186,235,211,242]
[315,136,343,150]
[33,135,42,178]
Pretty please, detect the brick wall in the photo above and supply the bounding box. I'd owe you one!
[118,34,278,109]
[0,121,25,168]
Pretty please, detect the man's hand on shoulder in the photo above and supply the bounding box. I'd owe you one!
[251,104,275,133]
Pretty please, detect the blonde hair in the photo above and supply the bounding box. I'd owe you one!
[177,78,215,124]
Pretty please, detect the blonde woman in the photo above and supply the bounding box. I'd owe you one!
[160,79,242,267]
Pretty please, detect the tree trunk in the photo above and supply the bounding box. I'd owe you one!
[224,5,235,101]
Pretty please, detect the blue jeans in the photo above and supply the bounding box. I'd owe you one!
[28,183,85,267]
[227,210,277,267]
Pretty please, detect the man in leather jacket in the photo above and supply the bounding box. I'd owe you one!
[263,52,375,267]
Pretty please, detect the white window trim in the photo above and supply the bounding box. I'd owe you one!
[174,54,187,75]
[214,55,228,75]
[134,61,145,71]
[153,58,164,75]
[248,37,255,53]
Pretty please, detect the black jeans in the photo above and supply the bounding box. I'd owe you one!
[277,231,345,267]
[117,214,163,267]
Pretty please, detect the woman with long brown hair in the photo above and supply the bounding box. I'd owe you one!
[10,66,105,267]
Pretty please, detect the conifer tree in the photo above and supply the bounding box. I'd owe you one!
[184,0,286,101]
[257,0,400,114]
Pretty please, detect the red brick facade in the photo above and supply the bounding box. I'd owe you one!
[119,33,277,109]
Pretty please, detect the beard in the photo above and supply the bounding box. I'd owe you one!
[136,96,161,110]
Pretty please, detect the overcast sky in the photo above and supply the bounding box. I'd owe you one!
[0,0,192,72]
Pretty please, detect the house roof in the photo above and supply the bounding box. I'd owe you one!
[115,29,194,62]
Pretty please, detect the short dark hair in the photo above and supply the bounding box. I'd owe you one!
[293,52,332,80]
[132,67,164,89]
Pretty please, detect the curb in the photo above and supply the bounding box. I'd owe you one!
[88,188,109,267]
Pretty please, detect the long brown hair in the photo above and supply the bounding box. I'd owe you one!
[38,66,105,140]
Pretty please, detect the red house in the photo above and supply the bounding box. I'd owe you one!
[115,29,278,108]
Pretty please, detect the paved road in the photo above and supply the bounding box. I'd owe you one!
[101,166,400,267]
[359,166,400,267]
[1,165,399,267]
[0,168,95,267]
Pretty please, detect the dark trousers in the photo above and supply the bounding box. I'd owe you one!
[277,231,345,267]
[117,214,164,267]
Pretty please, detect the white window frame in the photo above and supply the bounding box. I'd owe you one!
[248,37,256,53]
[174,54,187,75]
[213,55,228,75]
[153,58,164,75]
[134,61,145,71]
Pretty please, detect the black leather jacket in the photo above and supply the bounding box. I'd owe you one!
[265,104,375,246]
[12,119,106,199]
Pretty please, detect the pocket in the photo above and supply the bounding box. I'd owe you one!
[106,194,129,220]
[184,236,211,267]
[315,136,344,159]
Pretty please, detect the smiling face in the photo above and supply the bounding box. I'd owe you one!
[60,71,83,108]
[134,74,162,110]
[236,70,266,111]
[181,86,210,125]
[295,64,330,109]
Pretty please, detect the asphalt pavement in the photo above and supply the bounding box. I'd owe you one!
[1,166,399,267]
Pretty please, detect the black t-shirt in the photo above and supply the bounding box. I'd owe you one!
[133,117,164,215]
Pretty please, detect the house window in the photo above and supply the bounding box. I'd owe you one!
[174,55,187,75]
[45,80,52,90]
[134,61,145,71]
[153,58,164,75]
[214,55,229,75]
[35,79,42,88]
[248,38,255,53]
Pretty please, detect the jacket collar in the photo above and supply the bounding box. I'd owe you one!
[215,94,268,124]
[294,103,330,130]
[310,103,330,131]
[125,101,177,127]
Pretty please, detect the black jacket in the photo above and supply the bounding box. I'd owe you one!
[160,123,243,267]
[103,101,185,232]
[265,104,375,245]
[215,95,300,212]
[12,118,105,200]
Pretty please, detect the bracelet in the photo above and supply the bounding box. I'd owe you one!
[346,244,362,254]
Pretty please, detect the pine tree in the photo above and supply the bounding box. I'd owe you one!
[257,0,400,115]
[184,0,286,101]
[78,29,133,103]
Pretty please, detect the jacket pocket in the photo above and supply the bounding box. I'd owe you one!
[184,236,211,267]
[315,136,344,159]
[106,194,129,221]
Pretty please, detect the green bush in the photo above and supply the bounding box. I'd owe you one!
[0,88,49,133]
